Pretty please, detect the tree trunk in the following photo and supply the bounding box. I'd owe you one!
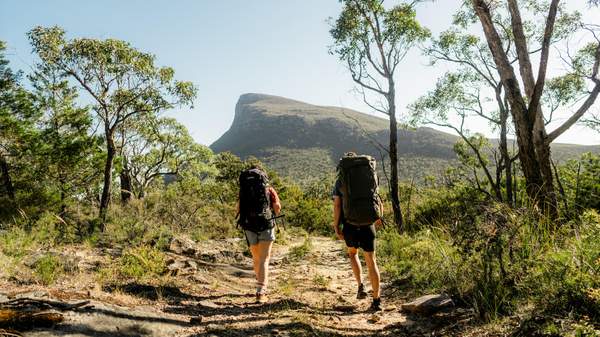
[534,128,558,217]
[120,159,133,203]
[514,114,545,205]
[507,0,559,217]
[387,90,404,231]
[0,154,15,200]
[59,175,67,216]
[472,0,545,208]
[99,133,116,228]
[499,103,513,206]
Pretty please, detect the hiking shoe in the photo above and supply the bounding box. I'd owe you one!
[256,293,268,303]
[369,298,382,311]
[356,283,368,300]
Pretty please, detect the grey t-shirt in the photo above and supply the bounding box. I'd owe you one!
[332,178,343,199]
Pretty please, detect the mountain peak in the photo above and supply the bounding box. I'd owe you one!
[237,93,279,105]
[212,94,458,181]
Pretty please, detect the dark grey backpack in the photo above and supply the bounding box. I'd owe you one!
[238,168,273,232]
[337,154,381,226]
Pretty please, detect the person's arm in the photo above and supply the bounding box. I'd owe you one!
[374,199,384,228]
[333,196,344,240]
[269,187,281,215]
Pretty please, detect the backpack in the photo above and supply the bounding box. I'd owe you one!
[337,154,381,226]
[238,168,273,232]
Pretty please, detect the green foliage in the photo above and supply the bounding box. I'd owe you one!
[0,227,37,259]
[29,63,103,211]
[28,26,197,111]
[379,228,464,292]
[0,41,40,217]
[0,211,82,258]
[282,177,334,235]
[288,235,313,261]
[27,25,198,221]
[121,116,214,199]
[383,185,600,323]
[330,1,430,67]
[101,202,174,248]
[520,210,600,319]
[112,245,167,281]
[410,183,485,230]
[312,273,331,289]
[559,153,600,213]
[34,254,63,285]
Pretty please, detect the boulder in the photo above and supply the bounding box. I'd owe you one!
[166,259,198,276]
[400,294,454,315]
[169,237,197,256]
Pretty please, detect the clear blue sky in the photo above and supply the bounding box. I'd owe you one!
[1,0,599,146]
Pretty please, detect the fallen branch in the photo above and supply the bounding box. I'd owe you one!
[2,298,91,311]
[0,298,92,332]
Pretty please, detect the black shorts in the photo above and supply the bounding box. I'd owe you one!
[342,224,376,252]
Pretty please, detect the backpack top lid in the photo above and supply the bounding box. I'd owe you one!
[239,167,268,182]
[338,154,376,171]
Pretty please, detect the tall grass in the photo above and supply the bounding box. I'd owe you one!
[379,204,600,323]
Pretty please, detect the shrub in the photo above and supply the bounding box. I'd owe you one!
[34,254,63,285]
[559,153,600,214]
[288,235,313,261]
[378,227,466,295]
[100,245,167,283]
[410,184,486,231]
[520,210,600,320]
[0,227,37,258]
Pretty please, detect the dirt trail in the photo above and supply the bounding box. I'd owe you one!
[1,236,468,337]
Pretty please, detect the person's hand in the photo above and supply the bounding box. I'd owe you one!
[334,227,344,240]
[374,218,383,229]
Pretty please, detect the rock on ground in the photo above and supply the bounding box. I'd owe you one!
[401,294,454,315]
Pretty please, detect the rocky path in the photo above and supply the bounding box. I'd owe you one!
[1,236,470,337]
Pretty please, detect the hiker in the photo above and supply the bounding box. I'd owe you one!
[237,165,281,303]
[332,152,383,311]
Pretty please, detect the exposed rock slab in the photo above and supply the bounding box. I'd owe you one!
[169,237,197,256]
[401,294,454,315]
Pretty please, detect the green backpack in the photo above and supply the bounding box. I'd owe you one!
[337,154,382,226]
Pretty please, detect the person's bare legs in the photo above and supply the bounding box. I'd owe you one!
[249,243,261,288]
[363,251,380,299]
[256,240,273,293]
[347,247,362,286]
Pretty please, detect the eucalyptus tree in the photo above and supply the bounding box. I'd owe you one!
[0,41,37,205]
[28,26,197,225]
[585,114,600,131]
[414,4,584,206]
[330,0,430,229]
[123,116,213,199]
[410,71,510,202]
[468,0,600,217]
[29,63,103,214]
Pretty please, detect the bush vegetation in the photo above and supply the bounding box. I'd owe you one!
[1,30,599,336]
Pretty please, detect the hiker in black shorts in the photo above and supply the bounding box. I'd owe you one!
[332,153,383,311]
